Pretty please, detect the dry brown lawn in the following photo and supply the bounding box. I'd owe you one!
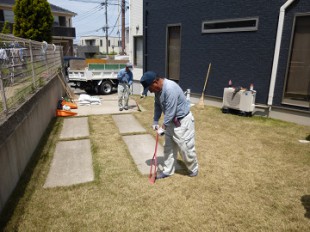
[1,95,310,231]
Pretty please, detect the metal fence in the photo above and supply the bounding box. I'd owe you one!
[0,33,63,123]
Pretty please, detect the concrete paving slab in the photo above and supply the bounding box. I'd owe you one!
[44,139,94,188]
[72,99,139,116]
[60,117,89,139]
[112,114,146,134]
[71,93,141,116]
[122,134,182,175]
[122,134,164,175]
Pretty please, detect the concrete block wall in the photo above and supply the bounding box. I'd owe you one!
[0,75,64,214]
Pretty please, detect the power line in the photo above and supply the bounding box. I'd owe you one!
[69,0,128,53]
[108,8,121,35]
[74,5,103,22]
[76,22,128,37]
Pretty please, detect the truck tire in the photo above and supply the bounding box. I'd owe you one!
[84,86,93,94]
[100,81,113,95]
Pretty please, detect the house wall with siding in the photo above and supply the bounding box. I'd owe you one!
[129,0,143,59]
[129,0,144,82]
[143,0,310,108]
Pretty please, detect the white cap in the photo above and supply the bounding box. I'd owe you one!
[126,62,133,68]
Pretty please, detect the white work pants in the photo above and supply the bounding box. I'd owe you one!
[118,83,130,108]
[162,112,199,175]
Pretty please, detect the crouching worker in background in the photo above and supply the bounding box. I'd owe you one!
[140,71,199,179]
[117,63,133,111]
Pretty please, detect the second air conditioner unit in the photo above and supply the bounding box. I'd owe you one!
[222,87,256,115]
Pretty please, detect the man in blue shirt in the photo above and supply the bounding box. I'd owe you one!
[140,71,199,179]
[117,63,133,111]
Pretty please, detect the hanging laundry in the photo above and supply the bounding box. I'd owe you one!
[0,49,8,60]
[19,48,24,62]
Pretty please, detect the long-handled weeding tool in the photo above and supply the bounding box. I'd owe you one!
[128,84,141,111]
[149,133,159,184]
[197,63,212,108]
[135,98,142,112]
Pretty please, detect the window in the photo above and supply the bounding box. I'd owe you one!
[134,36,143,68]
[202,17,259,33]
[0,10,4,22]
[53,16,59,26]
[86,39,96,46]
[59,16,66,27]
[126,28,129,43]
[283,14,310,107]
[53,16,66,27]
[3,10,14,23]
[166,25,181,81]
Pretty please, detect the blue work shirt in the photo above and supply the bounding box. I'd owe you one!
[154,79,190,126]
[117,68,133,85]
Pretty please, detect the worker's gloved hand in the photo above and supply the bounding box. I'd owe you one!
[157,127,165,136]
[152,124,159,130]
[152,121,159,130]
[127,84,131,91]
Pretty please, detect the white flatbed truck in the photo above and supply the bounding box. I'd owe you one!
[67,61,127,95]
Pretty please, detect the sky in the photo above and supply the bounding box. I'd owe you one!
[47,0,128,43]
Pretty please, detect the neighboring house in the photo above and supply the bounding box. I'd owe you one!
[78,35,121,58]
[143,0,310,125]
[50,3,76,56]
[0,0,76,56]
[77,28,130,58]
[128,0,143,80]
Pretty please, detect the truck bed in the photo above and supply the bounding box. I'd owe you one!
[68,63,127,82]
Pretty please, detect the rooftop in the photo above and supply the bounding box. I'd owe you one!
[0,0,76,16]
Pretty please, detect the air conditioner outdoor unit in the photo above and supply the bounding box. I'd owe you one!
[222,87,256,116]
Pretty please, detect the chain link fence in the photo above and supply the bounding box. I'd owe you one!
[0,33,63,123]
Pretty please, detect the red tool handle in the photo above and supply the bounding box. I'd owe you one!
[149,133,159,184]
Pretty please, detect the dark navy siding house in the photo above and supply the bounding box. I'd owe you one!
[143,0,310,125]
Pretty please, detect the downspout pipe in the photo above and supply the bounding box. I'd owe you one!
[268,0,296,107]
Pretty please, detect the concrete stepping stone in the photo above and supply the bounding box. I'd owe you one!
[60,117,89,139]
[44,139,94,188]
[112,114,146,134]
[122,134,182,175]
[71,99,139,116]
[122,134,164,175]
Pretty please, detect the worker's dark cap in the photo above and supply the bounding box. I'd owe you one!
[140,71,158,92]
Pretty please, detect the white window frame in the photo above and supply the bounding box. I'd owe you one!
[202,17,259,33]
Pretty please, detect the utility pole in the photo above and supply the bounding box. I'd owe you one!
[105,0,109,55]
[70,0,122,55]
[121,0,125,54]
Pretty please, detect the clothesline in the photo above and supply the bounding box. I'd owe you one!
[0,48,26,61]
[0,48,27,51]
